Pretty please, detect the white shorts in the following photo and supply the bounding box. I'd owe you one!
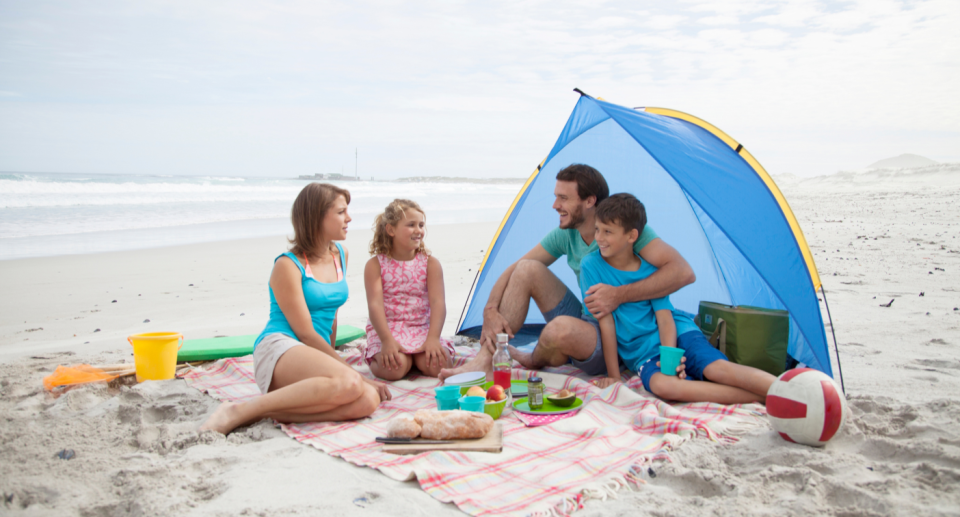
[253,333,305,394]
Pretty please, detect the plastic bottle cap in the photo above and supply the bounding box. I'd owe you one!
[496,333,509,341]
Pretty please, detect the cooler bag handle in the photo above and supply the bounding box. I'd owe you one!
[708,318,727,355]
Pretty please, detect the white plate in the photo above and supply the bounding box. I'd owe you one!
[443,371,486,386]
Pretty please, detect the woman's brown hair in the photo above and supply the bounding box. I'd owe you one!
[369,199,429,256]
[288,183,351,260]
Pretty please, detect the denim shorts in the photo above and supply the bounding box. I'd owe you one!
[639,330,727,392]
[541,288,607,376]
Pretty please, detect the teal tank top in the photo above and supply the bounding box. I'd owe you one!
[255,243,348,348]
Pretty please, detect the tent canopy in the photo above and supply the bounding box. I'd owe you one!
[457,93,832,376]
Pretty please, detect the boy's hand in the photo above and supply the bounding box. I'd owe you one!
[591,376,622,389]
[656,356,687,380]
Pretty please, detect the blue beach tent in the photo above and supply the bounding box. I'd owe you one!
[457,91,835,377]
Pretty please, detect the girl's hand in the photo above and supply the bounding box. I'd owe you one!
[381,339,404,371]
[655,356,687,380]
[364,377,392,402]
[592,376,621,389]
[421,337,445,370]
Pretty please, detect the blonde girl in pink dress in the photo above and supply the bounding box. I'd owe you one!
[363,199,455,380]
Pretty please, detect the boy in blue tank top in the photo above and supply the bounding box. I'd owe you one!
[580,193,776,404]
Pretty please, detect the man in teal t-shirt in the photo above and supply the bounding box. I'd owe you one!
[439,164,697,381]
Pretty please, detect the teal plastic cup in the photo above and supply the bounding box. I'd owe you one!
[458,395,485,413]
[435,385,461,399]
[435,386,461,410]
[659,346,684,376]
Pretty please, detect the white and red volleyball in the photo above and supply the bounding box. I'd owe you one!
[767,368,846,446]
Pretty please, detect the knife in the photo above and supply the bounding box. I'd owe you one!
[376,437,455,444]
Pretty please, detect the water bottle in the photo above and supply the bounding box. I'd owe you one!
[493,333,512,393]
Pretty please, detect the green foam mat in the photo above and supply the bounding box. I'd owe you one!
[177,324,366,362]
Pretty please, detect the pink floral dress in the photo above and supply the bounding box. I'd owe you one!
[363,253,454,364]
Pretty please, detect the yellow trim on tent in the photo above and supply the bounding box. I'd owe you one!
[644,107,822,291]
[477,159,546,273]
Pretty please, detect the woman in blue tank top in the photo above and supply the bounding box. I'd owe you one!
[201,183,390,435]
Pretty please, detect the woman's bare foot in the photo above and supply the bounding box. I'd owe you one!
[439,347,493,382]
[199,401,247,435]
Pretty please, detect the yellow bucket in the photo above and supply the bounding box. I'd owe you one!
[127,332,183,382]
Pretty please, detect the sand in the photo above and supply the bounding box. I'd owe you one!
[2,171,960,516]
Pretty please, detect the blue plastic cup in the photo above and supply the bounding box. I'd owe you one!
[458,395,485,413]
[659,346,684,376]
[435,386,462,410]
[437,397,459,410]
[434,385,461,399]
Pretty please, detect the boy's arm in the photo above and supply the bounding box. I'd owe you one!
[598,314,621,382]
[585,238,695,319]
[655,309,677,348]
[654,308,686,378]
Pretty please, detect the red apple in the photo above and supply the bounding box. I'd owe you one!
[486,385,506,402]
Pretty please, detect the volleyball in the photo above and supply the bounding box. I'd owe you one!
[767,368,846,446]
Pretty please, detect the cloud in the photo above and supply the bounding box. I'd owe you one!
[0,0,957,177]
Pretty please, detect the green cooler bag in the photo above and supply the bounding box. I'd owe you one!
[696,301,789,376]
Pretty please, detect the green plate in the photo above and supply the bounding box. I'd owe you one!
[177,325,365,362]
[511,379,528,396]
[512,396,583,415]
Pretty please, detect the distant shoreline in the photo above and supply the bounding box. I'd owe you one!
[292,174,526,184]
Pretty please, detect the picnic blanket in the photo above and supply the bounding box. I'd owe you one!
[183,343,766,516]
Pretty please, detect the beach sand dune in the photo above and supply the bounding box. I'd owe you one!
[2,175,960,515]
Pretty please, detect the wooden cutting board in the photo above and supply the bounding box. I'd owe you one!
[381,423,503,455]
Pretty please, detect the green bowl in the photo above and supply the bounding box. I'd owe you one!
[545,394,577,407]
[458,382,508,419]
[484,397,507,420]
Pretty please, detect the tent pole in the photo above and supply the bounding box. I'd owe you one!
[456,269,482,335]
[820,287,845,395]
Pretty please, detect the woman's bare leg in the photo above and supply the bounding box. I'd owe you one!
[369,352,413,381]
[267,381,380,423]
[200,346,372,434]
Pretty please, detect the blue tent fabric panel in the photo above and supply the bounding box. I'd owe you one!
[593,100,829,373]
[459,95,831,376]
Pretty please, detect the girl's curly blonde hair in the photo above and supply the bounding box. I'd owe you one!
[369,199,430,256]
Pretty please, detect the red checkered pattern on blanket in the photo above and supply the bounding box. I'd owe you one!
[183,346,764,517]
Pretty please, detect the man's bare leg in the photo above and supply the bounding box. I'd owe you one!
[439,260,569,381]
[509,316,598,370]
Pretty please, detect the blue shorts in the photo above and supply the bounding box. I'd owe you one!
[540,288,608,376]
[639,331,727,393]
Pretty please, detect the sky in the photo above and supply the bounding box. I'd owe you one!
[0,0,957,179]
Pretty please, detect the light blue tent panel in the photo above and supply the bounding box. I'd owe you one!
[458,95,831,376]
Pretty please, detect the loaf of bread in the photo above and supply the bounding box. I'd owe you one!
[386,414,422,439]
[414,409,494,440]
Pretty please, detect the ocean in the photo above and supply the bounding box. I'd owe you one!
[0,172,524,261]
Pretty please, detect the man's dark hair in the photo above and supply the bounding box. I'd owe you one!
[556,164,609,205]
[595,193,647,235]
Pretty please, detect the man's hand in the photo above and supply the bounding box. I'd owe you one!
[584,283,622,320]
[364,377,392,402]
[591,376,622,389]
[656,356,687,380]
[422,336,445,370]
[480,307,513,350]
[379,339,404,371]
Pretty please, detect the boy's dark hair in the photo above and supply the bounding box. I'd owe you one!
[595,193,647,235]
[556,164,609,205]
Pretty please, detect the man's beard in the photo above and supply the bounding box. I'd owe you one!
[559,205,585,229]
